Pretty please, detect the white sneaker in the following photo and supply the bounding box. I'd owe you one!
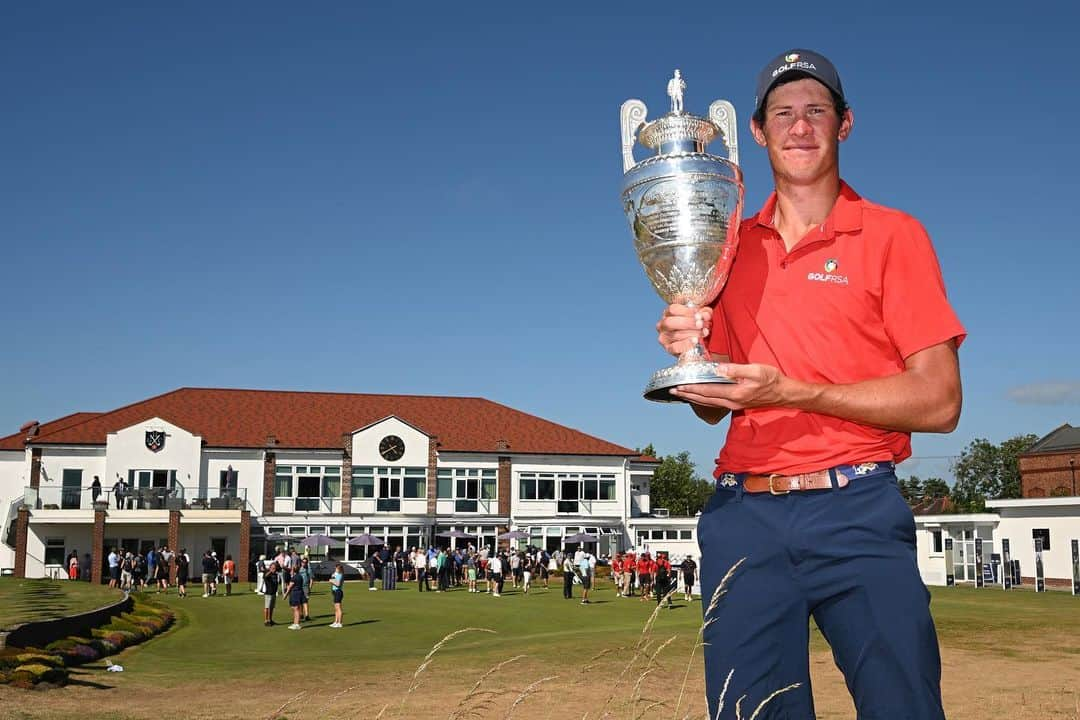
[202,593,209,598]
[288,624,301,630]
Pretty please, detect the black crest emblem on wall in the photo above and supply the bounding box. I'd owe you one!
[145,431,165,452]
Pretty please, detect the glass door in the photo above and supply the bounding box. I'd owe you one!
[61,469,82,509]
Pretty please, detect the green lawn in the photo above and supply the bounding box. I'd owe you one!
[0,579,123,630]
[4,579,1079,719]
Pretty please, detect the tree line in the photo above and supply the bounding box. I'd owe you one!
[640,433,1040,517]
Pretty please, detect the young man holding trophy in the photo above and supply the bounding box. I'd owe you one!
[655,50,965,718]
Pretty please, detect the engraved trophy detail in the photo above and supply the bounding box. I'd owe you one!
[621,70,744,402]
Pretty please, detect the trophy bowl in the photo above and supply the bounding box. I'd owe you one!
[620,71,744,402]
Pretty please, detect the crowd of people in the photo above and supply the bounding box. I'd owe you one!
[100,545,239,600]
[93,540,698,631]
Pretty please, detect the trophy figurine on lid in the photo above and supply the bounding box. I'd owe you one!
[620,69,744,402]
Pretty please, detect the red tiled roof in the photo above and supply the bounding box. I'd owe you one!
[27,388,638,456]
[0,412,103,451]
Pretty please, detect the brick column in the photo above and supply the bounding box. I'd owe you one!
[498,456,511,518]
[340,434,353,516]
[14,507,29,578]
[426,436,439,517]
[92,509,106,584]
[29,448,42,489]
[167,510,181,585]
[263,451,276,516]
[239,510,251,582]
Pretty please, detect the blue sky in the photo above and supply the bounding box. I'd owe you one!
[3,2,1078,483]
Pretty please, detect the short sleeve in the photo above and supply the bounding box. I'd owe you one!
[881,218,966,359]
[705,299,732,359]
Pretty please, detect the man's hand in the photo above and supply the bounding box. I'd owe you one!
[670,362,791,411]
[657,304,711,356]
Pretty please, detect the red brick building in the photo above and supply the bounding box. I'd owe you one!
[1018,423,1079,498]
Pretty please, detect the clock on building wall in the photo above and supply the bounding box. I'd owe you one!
[379,435,405,461]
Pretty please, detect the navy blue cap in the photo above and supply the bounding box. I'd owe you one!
[754,49,845,117]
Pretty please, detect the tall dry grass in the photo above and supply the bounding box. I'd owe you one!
[266,558,798,720]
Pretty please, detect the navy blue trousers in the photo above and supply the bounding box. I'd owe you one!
[697,465,945,719]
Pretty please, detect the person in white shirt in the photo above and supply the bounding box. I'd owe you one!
[489,554,503,597]
[413,549,428,592]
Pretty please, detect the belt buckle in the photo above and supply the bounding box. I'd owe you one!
[768,473,790,495]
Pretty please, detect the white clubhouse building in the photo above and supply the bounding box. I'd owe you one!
[1,387,670,581]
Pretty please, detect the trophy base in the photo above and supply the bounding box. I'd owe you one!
[644,361,735,403]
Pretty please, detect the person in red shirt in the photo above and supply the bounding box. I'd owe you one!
[636,553,653,602]
[621,551,636,597]
[657,49,962,720]
[610,554,623,597]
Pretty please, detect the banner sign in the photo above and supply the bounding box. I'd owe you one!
[975,538,984,588]
[990,553,1002,584]
[1072,539,1079,596]
[1002,539,1012,590]
[944,538,955,586]
[1035,537,1046,592]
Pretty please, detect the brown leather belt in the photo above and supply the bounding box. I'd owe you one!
[742,470,849,495]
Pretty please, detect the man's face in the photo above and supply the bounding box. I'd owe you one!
[751,77,853,186]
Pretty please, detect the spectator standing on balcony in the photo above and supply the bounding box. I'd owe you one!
[90,476,102,504]
[67,550,79,580]
[112,477,125,509]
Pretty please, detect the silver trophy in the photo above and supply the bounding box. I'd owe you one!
[620,70,744,402]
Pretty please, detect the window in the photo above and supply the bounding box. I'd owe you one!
[437,468,495,509]
[520,472,616,503]
[519,472,556,500]
[404,468,427,499]
[275,466,293,497]
[679,530,692,540]
[651,530,664,539]
[352,467,375,498]
[323,467,341,498]
[275,465,341,505]
[44,538,66,566]
[931,530,943,554]
[1033,528,1051,551]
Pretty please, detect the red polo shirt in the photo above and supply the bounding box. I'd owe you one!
[706,181,966,476]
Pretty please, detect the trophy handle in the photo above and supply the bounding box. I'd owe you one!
[708,100,738,166]
[620,99,648,173]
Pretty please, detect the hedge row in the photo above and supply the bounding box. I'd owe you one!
[0,595,175,688]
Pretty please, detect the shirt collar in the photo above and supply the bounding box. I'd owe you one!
[749,180,863,235]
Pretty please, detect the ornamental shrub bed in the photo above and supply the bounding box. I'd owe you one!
[3,594,174,687]
[9,662,68,688]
